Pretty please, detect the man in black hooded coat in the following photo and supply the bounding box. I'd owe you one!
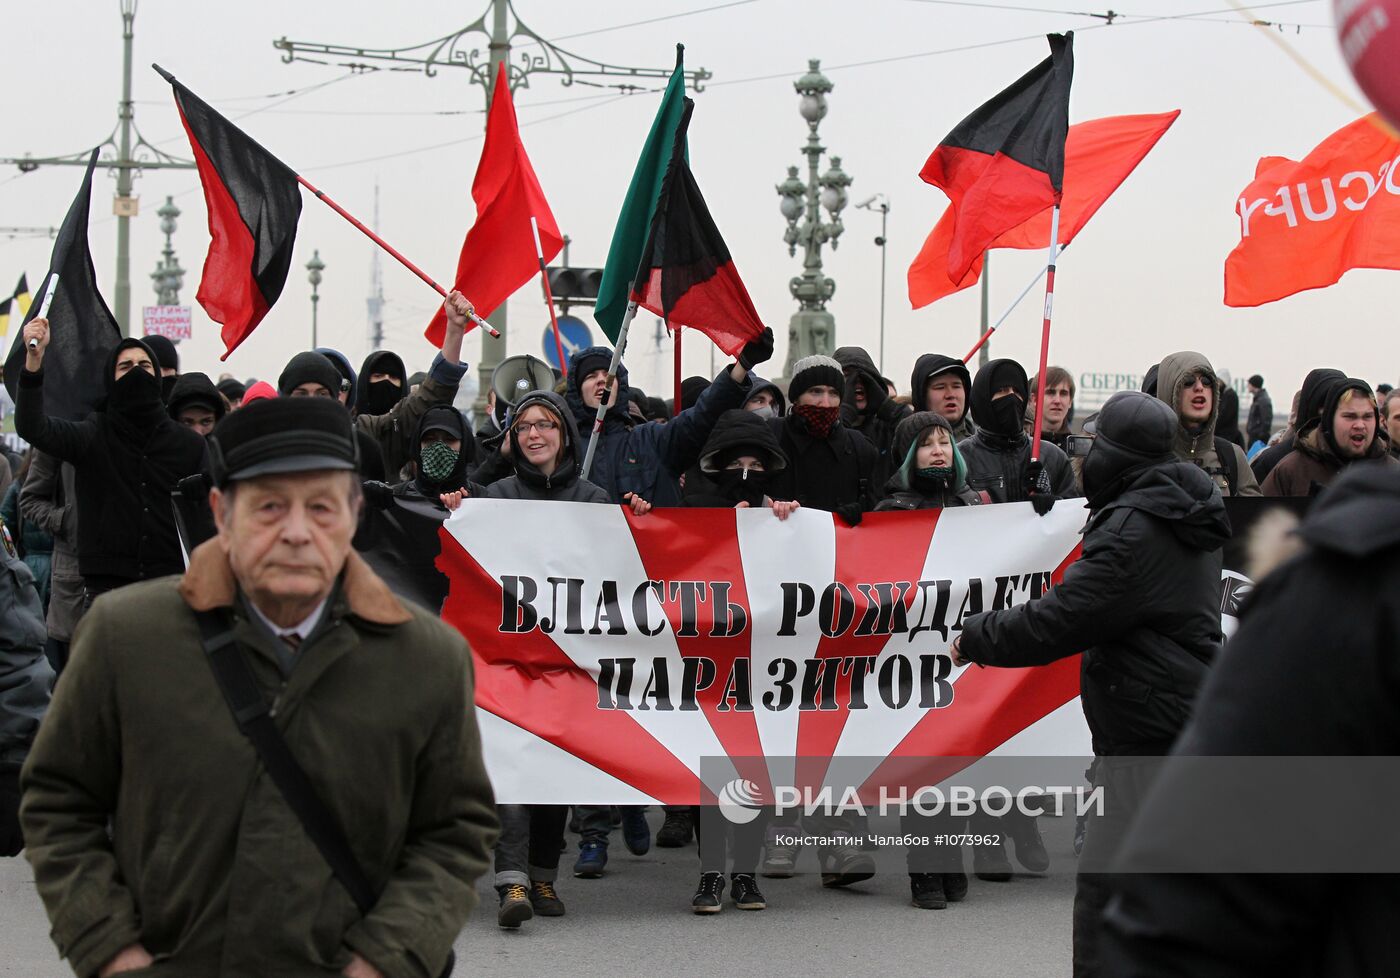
[959,358,1078,510]
[355,350,409,417]
[910,353,975,441]
[834,346,911,484]
[1249,367,1345,483]
[15,328,207,604]
[952,390,1231,978]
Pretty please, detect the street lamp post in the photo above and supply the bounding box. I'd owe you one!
[855,194,889,373]
[306,250,325,349]
[150,195,184,306]
[777,59,851,379]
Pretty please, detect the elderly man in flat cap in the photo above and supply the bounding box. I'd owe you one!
[20,394,498,978]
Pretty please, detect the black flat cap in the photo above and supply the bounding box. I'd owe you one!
[208,397,359,487]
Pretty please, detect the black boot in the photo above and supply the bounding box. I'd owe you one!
[910,873,948,909]
[943,872,969,902]
[1009,813,1050,873]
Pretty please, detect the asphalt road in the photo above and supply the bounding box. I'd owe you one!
[0,810,1077,977]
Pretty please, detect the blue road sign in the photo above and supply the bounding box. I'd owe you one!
[543,314,594,370]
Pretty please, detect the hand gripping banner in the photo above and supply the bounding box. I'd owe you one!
[440,500,1096,804]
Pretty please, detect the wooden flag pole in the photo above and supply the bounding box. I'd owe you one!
[1029,205,1062,464]
[295,174,500,338]
[962,243,1066,365]
[531,217,569,372]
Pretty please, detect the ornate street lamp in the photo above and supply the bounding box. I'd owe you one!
[777,59,851,378]
[306,249,325,349]
[149,195,185,307]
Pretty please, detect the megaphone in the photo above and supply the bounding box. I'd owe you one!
[490,354,556,427]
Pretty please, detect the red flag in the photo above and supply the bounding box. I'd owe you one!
[629,98,766,357]
[1224,113,1400,307]
[426,63,563,346]
[920,33,1074,282]
[909,111,1180,309]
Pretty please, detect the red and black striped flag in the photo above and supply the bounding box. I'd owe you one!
[920,33,1074,281]
[156,65,302,360]
[629,98,766,358]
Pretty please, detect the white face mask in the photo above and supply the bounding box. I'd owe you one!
[748,405,779,421]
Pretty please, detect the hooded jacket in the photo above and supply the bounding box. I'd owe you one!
[15,339,208,583]
[355,350,408,417]
[876,412,982,510]
[745,376,786,418]
[561,345,751,507]
[1155,351,1260,497]
[487,391,610,503]
[958,358,1078,503]
[1249,368,1344,482]
[910,353,975,441]
[165,372,227,424]
[835,346,911,478]
[683,409,788,508]
[961,391,1231,756]
[1101,462,1400,978]
[1260,379,1395,496]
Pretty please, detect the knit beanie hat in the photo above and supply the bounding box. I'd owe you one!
[787,355,845,402]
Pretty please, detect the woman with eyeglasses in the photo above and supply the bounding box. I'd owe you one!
[480,391,613,505]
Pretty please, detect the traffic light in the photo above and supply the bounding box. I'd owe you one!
[545,266,604,306]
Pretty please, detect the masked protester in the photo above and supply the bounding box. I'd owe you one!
[141,333,180,402]
[356,404,481,615]
[742,376,786,421]
[952,391,1230,978]
[960,358,1077,513]
[355,350,408,418]
[15,327,207,607]
[835,346,911,483]
[1154,351,1260,497]
[278,352,388,482]
[877,413,983,511]
[911,353,975,440]
[1250,367,1344,482]
[763,355,880,527]
[1261,378,1395,496]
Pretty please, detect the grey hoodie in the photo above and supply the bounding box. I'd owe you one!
[1154,351,1260,497]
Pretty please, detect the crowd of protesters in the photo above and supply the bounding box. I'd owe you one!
[1,290,1396,977]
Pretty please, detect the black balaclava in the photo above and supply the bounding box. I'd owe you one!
[412,405,470,496]
[970,358,1030,438]
[713,447,771,506]
[105,338,167,431]
[357,350,408,417]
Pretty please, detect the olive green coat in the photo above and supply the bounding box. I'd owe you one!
[20,540,498,978]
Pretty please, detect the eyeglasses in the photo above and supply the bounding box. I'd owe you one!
[1180,373,1215,389]
[512,419,559,435]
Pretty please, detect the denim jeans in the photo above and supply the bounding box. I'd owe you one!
[575,804,645,846]
[494,804,568,888]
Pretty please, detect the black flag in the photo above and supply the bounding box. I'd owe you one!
[3,149,120,421]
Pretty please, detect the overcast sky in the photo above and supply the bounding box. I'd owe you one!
[0,0,1382,407]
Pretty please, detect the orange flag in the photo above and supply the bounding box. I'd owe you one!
[908,111,1179,309]
[1224,114,1400,307]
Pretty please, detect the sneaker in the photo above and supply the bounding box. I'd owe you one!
[622,808,651,856]
[656,810,695,848]
[497,883,533,928]
[943,872,969,902]
[730,873,767,911]
[973,840,1013,882]
[1010,816,1050,873]
[573,840,608,878]
[762,828,800,878]
[909,872,948,910]
[529,880,566,917]
[692,871,725,914]
[820,849,876,888]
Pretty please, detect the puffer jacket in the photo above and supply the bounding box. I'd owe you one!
[487,390,610,503]
[1155,351,1260,497]
[563,346,750,506]
[961,443,1229,755]
[876,412,982,510]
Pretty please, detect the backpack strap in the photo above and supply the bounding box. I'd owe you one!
[1213,437,1239,497]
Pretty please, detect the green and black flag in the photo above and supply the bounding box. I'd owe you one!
[3,149,120,421]
[629,98,766,357]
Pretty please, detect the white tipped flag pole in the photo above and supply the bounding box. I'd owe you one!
[1029,204,1062,464]
[962,244,1066,365]
[27,274,58,348]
